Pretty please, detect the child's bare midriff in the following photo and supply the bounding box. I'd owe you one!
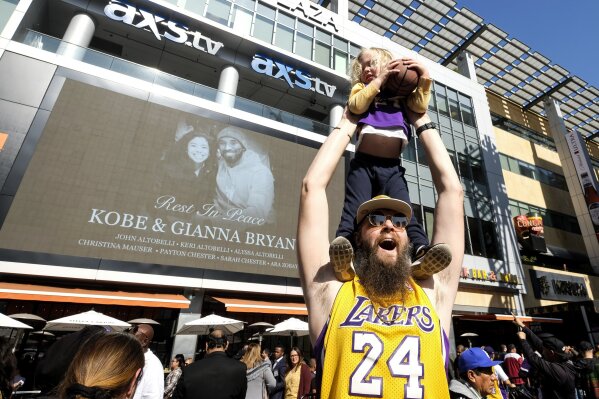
[356,133,403,159]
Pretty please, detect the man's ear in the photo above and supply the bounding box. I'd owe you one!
[466,370,476,383]
[126,368,142,399]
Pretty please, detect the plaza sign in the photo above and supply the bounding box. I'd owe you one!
[251,54,337,97]
[276,0,340,32]
[104,1,224,55]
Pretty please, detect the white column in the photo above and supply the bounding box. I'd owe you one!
[456,51,477,81]
[216,65,239,108]
[329,104,344,130]
[544,98,599,272]
[58,13,96,60]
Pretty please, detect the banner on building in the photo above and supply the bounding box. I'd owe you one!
[565,129,599,242]
[513,213,546,252]
[0,79,345,278]
[529,269,589,302]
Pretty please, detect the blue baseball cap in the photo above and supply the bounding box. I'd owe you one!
[458,348,502,374]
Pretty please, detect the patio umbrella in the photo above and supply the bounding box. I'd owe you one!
[127,318,160,325]
[44,310,131,332]
[0,312,33,329]
[249,322,274,346]
[176,314,244,335]
[264,317,309,346]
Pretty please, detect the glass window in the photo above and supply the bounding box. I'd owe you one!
[458,154,470,180]
[236,0,255,9]
[437,93,449,117]
[461,104,475,126]
[424,206,435,242]
[471,161,485,184]
[184,0,205,15]
[507,157,519,173]
[253,3,276,43]
[518,162,536,179]
[232,5,253,35]
[499,154,509,171]
[277,11,294,27]
[334,36,347,50]
[316,28,331,43]
[403,139,417,163]
[275,23,294,52]
[467,217,484,257]
[448,98,460,121]
[334,49,348,74]
[428,92,437,112]
[416,141,428,167]
[298,20,313,36]
[205,0,231,25]
[296,32,312,59]
[315,41,331,67]
[481,220,499,259]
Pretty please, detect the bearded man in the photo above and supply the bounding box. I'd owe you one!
[297,108,464,399]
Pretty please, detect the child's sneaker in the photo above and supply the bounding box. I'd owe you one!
[411,243,452,280]
[329,236,355,282]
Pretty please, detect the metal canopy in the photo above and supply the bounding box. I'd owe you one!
[349,0,598,140]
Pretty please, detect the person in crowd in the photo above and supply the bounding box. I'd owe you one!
[514,317,576,399]
[503,344,525,386]
[164,354,185,399]
[36,325,105,395]
[240,343,275,399]
[157,130,216,211]
[270,346,286,399]
[130,324,164,399]
[329,47,451,282]
[449,347,502,399]
[0,337,16,399]
[58,332,144,399]
[214,126,274,221]
[573,341,598,399]
[283,348,311,399]
[184,358,193,367]
[482,346,515,399]
[261,348,271,366]
[497,344,508,361]
[594,344,599,359]
[173,329,246,399]
[452,345,467,381]
[297,106,463,398]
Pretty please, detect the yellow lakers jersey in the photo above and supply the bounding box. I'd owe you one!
[318,278,449,399]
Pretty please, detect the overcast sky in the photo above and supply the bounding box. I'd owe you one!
[455,0,598,88]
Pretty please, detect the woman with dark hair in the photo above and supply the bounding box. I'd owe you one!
[58,332,144,399]
[157,130,216,210]
[164,354,185,399]
[0,337,17,399]
[283,347,311,399]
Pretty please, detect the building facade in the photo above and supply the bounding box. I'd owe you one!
[0,0,597,362]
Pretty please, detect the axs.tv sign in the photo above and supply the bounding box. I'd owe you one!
[251,54,336,98]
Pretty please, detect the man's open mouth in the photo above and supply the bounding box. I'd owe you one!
[378,238,397,251]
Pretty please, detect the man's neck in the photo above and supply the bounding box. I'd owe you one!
[207,348,225,355]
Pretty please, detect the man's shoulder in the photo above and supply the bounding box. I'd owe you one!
[145,350,164,370]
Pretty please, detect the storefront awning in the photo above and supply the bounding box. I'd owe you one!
[212,297,307,315]
[0,282,190,309]
[454,313,563,324]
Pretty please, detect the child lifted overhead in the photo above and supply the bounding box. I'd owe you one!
[330,47,452,281]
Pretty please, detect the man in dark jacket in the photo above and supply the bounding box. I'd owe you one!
[173,329,247,399]
[514,317,576,399]
[270,345,286,399]
[449,347,502,399]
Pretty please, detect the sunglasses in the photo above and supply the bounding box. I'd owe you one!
[367,211,408,229]
[126,325,150,341]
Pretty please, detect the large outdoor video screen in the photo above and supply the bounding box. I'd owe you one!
[0,79,345,278]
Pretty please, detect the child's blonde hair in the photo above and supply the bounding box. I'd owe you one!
[349,47,394,86]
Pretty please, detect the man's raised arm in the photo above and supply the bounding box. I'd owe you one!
[297,113,357,342]
[409,111,464,334]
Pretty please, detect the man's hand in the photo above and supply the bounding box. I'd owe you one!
[512,313,526,329]
[517,331,526,340]
[402,57,430,79]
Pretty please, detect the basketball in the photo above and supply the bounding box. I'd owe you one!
[382,65,419,97]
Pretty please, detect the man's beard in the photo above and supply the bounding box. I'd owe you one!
[354,235,412,302]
